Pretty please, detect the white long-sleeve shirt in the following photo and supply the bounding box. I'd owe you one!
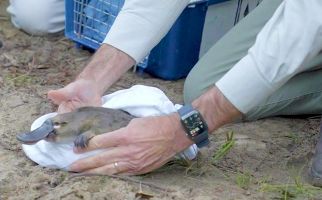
[104,0,322,113]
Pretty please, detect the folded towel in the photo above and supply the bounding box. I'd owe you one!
[22,85,198,170]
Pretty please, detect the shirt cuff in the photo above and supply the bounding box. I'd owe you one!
[215,54,274,114]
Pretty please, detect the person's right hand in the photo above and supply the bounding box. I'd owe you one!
[48,79,102,113]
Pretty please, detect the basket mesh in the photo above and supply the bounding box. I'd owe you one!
[73,0,124,46]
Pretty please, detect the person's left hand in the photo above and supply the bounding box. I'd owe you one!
[69,114,193,175]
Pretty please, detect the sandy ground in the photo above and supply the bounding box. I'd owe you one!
[1,1,322,199]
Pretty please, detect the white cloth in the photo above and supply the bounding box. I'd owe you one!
[22,85,198,170]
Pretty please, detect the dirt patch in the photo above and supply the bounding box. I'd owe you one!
[1,1,322,199]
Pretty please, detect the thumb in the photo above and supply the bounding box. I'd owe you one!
[47,87,73,105]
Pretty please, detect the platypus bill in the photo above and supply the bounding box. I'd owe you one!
[16,107,134,148]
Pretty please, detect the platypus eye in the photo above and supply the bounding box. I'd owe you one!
[54,121,68,126]
[53,121,68,129]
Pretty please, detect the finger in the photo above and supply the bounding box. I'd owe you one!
[69,146,128,172]
[47,88,71,105]
[82,161,129,175]
[74,128,127,153]
[57,102,73,114]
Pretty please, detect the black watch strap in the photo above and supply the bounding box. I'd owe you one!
[193,131,210,148]
[177,104,194,116]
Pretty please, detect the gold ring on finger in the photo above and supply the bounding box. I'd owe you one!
[113,162,119,172]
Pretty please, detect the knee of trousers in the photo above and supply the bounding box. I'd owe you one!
[183,66,221,104]
[184,69,202,104]
[7,0,65,35]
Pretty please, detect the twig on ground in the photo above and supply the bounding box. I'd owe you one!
[68,173,176,193]
[59,191,77,199]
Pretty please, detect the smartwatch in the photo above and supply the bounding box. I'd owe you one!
[178,104,210,148]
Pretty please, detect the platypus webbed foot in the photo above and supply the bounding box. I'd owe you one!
[74,130,96,149]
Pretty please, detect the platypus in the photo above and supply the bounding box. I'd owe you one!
[17,107,134,148]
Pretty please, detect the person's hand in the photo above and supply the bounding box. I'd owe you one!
[48,79,102,113]
[69,114,193,175]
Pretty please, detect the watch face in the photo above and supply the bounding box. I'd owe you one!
[183,111,207,137]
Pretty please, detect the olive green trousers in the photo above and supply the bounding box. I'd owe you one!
[184,0,322,121]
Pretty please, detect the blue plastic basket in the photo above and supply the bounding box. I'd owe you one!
[65,0,124,50]
[65,0,208,80]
